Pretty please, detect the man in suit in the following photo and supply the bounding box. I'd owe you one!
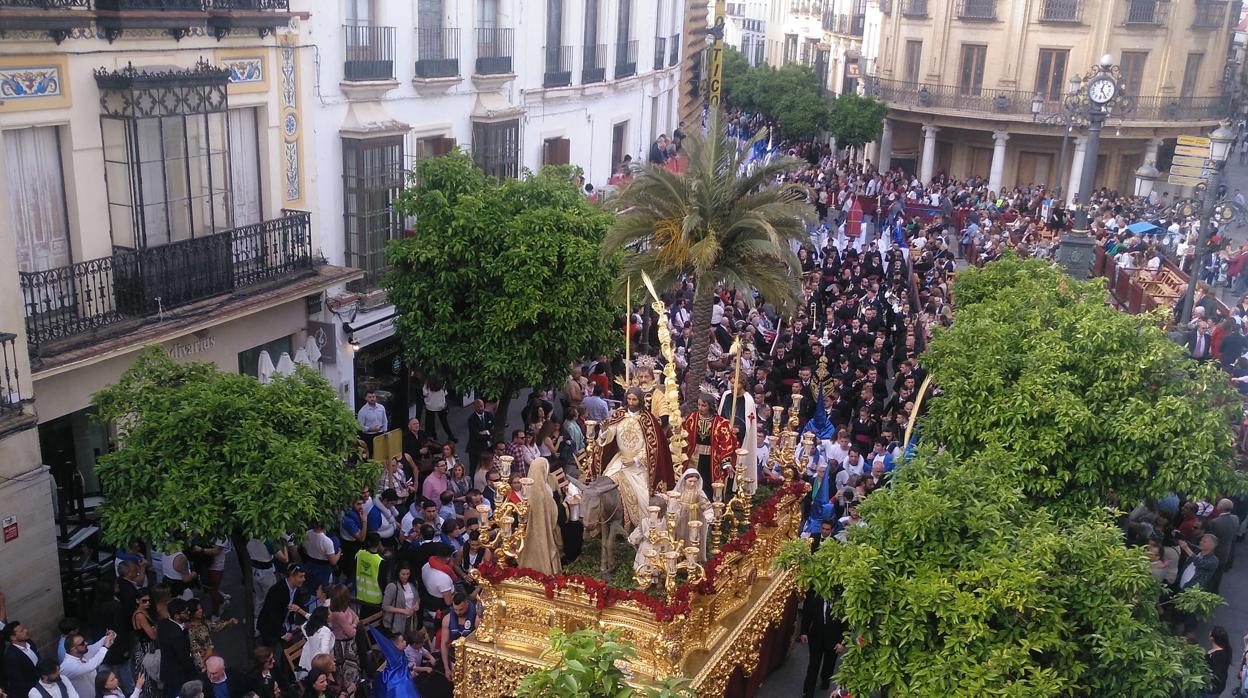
[1187,319,1214,361]
[799,588,848,698]
[466,400,495,467]
[3,621,40,698]
[198,656,247,698]
[256,565,309,648]
[104,561,145,672]
[157,599,195,698]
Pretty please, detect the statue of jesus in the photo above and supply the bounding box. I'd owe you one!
[598,386,674,529]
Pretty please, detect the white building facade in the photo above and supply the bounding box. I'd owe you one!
[726,0,768,66]
[302,0,686,428]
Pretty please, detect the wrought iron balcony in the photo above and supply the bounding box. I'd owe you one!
[475,27,513,75]
[582,43,607,83]
[901,0,927,17]
[543,45,572,87]
[1123,0,1168,25]
[0,332,31,425]
[204,0,290,8]
[614,39,637,79]
[415,27,460,78]
[669,33,679,65]
[343,23,396,81]
[956,0,996,19]
[20,210,314,354]
[1037,0,1083,22]
[0,0,90,43]
[1192,0,1227,27]
[654,35,666,71]
[864,75,1230,122]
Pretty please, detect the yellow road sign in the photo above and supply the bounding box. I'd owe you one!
[1168,174,1205,187]
[1178,135,1213,147]
[1175,144,1213,158]
[1171,154,1210,168]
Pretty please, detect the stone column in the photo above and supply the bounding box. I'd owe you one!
[1066,136,1088,205]
[988,130,1010,195]
[919,125,940,183]
[877,118,893,172]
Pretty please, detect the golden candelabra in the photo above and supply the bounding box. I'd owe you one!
[767,395,814,481]
[476,455,531,564]
[713,448,753,549]
[633,494,707,602]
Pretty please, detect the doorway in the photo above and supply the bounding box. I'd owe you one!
[1015,151,1053,188]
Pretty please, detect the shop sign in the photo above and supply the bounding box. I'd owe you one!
[168,334,216,359]
[308,321,338,364]
[2,515,17,543]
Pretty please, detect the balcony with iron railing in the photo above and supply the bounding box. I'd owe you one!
[1123,0,1168,25]
[414,27,460,78]
[957,0,996,19]
[344,23,395,81]
[19,210,315,359]
[0,332,34,436]
[864,75,1230,122]
[0,0,90,40]
[475,27,513,75]
[543,45,572,87]
[1192,0,1227,27]
[582,43,607,83]
[901,0,927,17]
[669,33,679,65]
[614,39,637,79]
[1037,0,1083,22]
[654,35,667,70]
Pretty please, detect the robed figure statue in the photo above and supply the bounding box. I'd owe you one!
[683,390,738,499]
[598,386,675,528]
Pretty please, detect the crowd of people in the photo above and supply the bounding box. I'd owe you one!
[7,121,1248,698]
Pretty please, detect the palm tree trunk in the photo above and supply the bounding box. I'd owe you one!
[682,283,717,413]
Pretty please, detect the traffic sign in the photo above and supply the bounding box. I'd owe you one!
[1169,164,1208,178]
[1176,144,1213,158]
[1178,135,1212,147]
[1172,154,1210,168]
[1168,174,1205,187]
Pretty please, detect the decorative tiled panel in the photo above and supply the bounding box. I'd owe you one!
[0,67,61,100]
[279,42,303,205]
[223,57,263,84]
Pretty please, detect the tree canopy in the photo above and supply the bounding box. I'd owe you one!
[826,92,888,150]
[385,153,620,416]
[94,347,371,547]
[924,255,1244,511]
[721,48,830,140]
[783,450,1214,698]
[93,347,374,632]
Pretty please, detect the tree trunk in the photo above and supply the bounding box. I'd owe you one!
[230,529,257,653]
[682,284,718,414]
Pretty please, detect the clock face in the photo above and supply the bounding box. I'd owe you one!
[1088,77,1117,104]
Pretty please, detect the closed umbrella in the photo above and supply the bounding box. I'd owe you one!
[257,350,275,385]
[304,334,322,364]
[294,347,313,368]
[275,351,295,377]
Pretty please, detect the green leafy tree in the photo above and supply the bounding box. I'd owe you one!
[721,46,754,109]
[602,110,812,408]
[515,628,696,698]
[826,92,888,151]
[719,55,830,140]
[92,347,375,635]
[386,154,619,435]
[783,450,1212,698]
[924,255,1244,511]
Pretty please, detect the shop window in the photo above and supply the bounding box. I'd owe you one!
[238,334,294,378]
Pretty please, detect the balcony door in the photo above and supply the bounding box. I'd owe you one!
[345,0,374,24]
[1180,52,1204,100]
[5,126,71,275]
[1034,48,1068,102]
[958,44,987,96]
[227,108,261,227]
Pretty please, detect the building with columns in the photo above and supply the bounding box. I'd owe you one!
[867,0,1237,199]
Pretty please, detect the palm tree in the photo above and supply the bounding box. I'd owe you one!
[602,110,813,411]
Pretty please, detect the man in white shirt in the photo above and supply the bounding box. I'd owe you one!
[421,544,457,611]
[356,390,388,441]
[59,632,114,698]
[30,658,80,698]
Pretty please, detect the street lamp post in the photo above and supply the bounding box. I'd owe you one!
[1056,55,1135,279]
[1179,123,1236,326]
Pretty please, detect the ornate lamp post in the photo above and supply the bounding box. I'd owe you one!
[1179,123,1236,325]
[1056,55,1135,279]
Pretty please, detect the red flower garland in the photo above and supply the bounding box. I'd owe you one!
[477,481,808,621]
